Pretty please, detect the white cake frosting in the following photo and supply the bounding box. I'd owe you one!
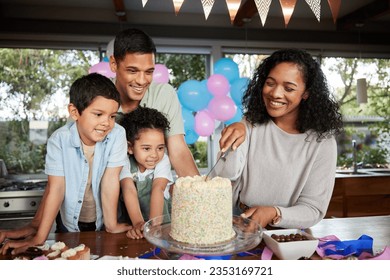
[46,250,61,259]
[169,175,236,245]
[37,243,50,251]
[73,244,86,252]
[61,248,77,259]
[51,241,66,251]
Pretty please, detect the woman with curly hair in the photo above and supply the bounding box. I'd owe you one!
[214,48,343,229]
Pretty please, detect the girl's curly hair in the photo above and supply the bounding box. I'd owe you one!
[242,48,343,141]
[117,106,170,144]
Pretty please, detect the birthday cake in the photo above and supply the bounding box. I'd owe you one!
[169,175,235,245]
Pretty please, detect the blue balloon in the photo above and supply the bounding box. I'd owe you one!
[230,77,250,105]
[182,107,195,131]
[214,58,240,83]
[177,80,211,112]
[199,79,214,101]
[224,106,243,125]
[185,129,199,145]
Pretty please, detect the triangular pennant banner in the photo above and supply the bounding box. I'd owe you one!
[327,0,341,23]
[173,0,185,15]
[142,0,148,8]
[255,0,272,27]
[201,0,215,20]
[279,0,297,27]
[305,0,321,22]
[226,0,242,24]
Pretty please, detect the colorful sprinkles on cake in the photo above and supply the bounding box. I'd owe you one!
[170,175,236,245]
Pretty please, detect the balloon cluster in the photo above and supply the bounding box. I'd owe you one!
[177,58,250,144]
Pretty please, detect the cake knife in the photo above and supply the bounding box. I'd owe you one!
[204,147,231,181]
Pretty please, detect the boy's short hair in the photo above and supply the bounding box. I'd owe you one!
[69,73,120,115]
[117,106,170,144]
[113,28,156,62]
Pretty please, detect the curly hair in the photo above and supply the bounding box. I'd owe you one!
[117,106,170,144]
[242,48,343,140]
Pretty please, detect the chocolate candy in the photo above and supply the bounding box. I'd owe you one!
[270,233,309,242]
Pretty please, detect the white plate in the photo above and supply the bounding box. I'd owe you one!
[143,214,263,257]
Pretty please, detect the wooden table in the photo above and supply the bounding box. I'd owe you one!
[1,215,388,260]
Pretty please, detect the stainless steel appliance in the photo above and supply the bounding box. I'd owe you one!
[0,178,46,229]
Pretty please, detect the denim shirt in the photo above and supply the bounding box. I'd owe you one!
[44,121,128,231]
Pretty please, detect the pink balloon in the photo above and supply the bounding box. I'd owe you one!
[89,61,116,78]
[207,74,230,97]
[194,110,215,137]
[153,64,169,83]
[207,96,237,121]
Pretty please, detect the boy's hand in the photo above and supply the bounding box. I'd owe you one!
[126,222,145,239]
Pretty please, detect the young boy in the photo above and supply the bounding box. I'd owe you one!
[117,106,173,239]
[0,73,131,255]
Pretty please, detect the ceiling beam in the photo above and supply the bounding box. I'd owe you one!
[233,0,257,27]
[112,0,127,22]
[338,0,390,30]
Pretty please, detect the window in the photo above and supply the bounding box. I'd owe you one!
[0,48,99,173]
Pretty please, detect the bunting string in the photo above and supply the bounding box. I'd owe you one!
[327,0,341,23]
[139,0,343,27]
[254,0,272,27]
[201,0,215,20]
[226,0,242,24]
[305,0,321,22]
[173,0,185,15]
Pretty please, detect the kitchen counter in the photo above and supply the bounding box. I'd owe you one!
[335,168,390,178]
[1,215,388,260]
[327,171,390,218]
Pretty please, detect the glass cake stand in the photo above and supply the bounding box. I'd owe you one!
[143,214,263,257]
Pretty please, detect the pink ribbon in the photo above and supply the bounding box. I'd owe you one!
[358,247,390,260]
[261,246,273,260]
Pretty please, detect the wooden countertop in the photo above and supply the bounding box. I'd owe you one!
[1,215,388,260]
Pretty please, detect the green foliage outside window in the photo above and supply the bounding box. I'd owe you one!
[0,48,97,173]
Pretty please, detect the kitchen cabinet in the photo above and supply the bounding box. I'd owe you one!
[326,174,390,218]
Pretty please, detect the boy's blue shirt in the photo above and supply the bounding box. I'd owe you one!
[44,121,127,231]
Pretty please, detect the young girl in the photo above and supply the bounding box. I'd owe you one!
[117,106,173,239]
[213,49,343,229]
